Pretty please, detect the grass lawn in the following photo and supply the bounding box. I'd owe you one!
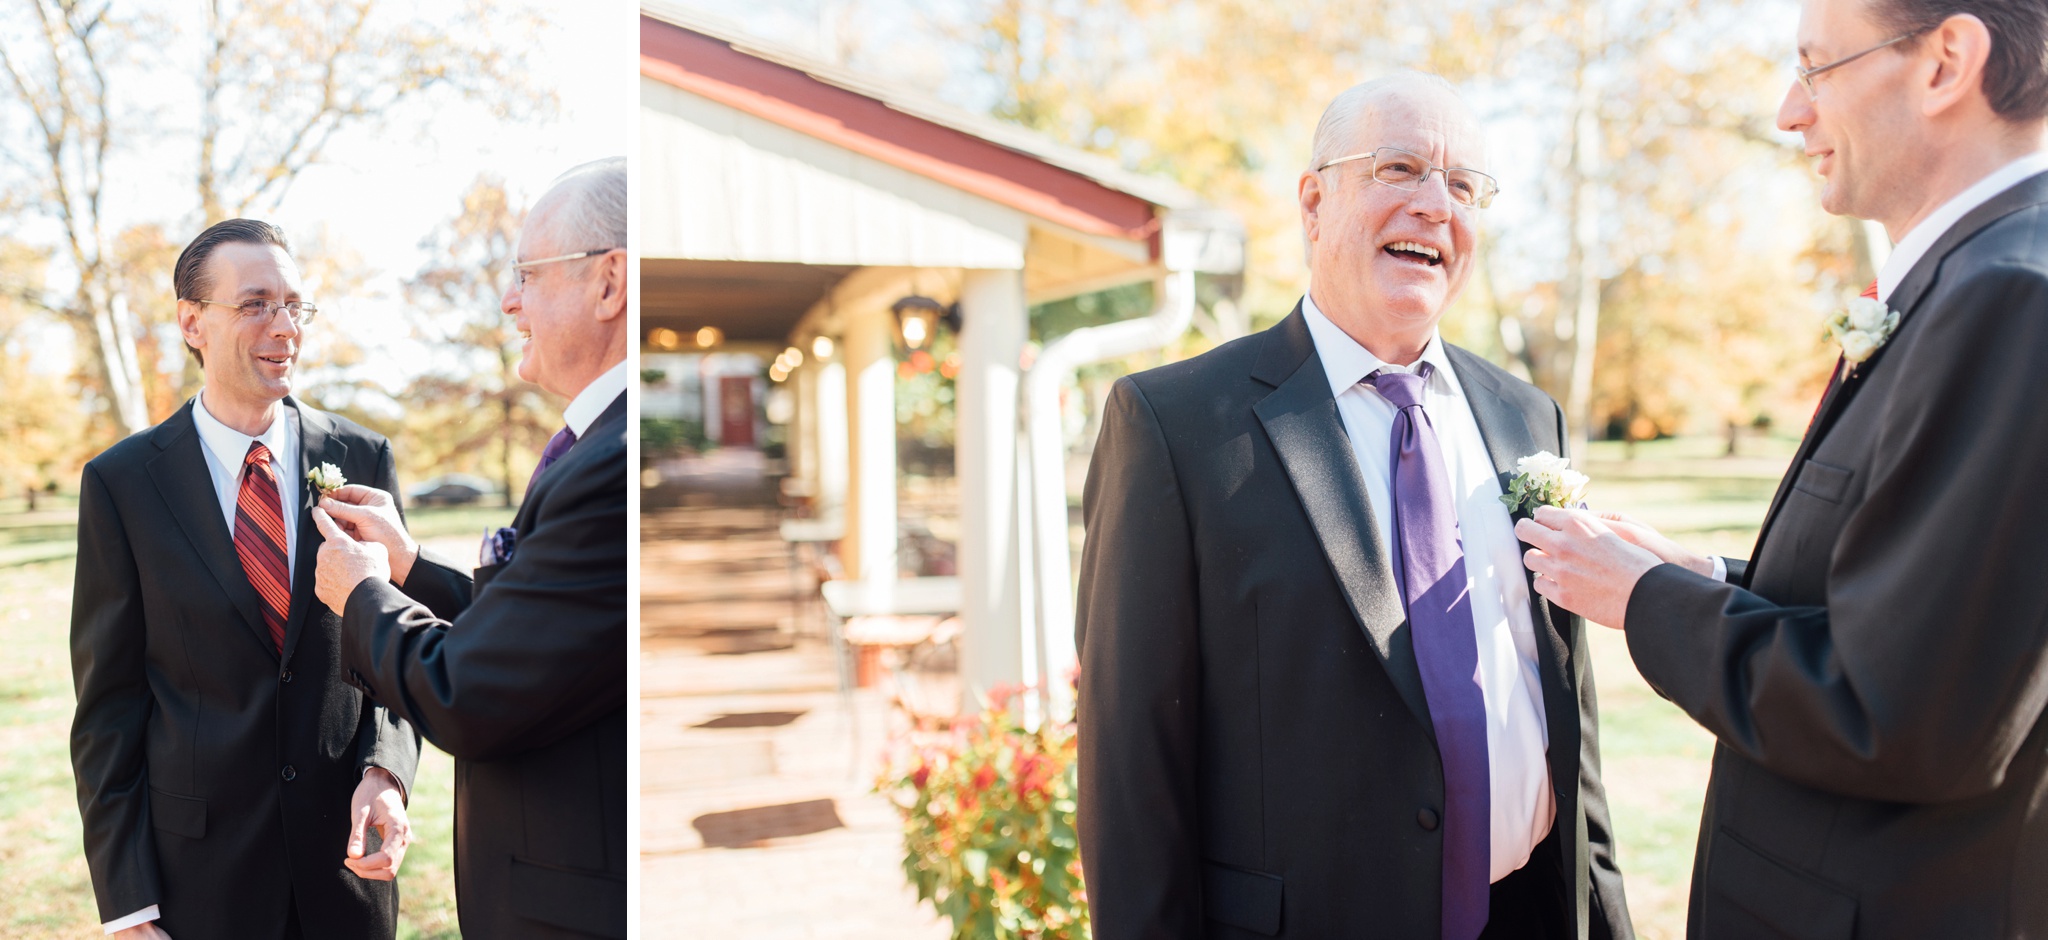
[0,552,467,937]
[1575,434,1795,938]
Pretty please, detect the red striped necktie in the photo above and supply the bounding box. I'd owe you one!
[234,442,291,653]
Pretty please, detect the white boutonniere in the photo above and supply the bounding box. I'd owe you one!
[306,462,346,496]
[1500,451,1589,515]
[1825,295,1899,374]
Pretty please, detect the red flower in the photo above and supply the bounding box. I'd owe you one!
[971,763,998,792]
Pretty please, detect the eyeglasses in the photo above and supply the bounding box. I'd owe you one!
[512,248,623,288]
[1317,147,1499,209]
[1795,30,1925,98]
[194,298,319,326]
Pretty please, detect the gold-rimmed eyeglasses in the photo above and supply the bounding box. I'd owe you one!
[1795,30,1926,98]
[1317,147,1499,209]
[512,248,623,288]
[194,298,319,326]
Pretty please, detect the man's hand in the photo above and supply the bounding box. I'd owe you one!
[1590,509,1716,577]
[344,766,411,881]
[111,923,172,939]
[320,485,419,586]
[1515,506,1666,629]
[312,507,391,616]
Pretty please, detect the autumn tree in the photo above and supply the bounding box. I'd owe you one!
[397,175,553,507]
[0,0,549,442]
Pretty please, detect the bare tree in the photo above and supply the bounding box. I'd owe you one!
[401,175,552,506]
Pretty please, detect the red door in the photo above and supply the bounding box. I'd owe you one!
[719,376,755,447]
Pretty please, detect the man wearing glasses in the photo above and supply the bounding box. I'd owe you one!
[1516,0,2048,936]
[309,157,628,939]
[1075,74,1633,939]
[70,218,421,939]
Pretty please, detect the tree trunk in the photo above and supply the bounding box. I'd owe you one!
[1562,43,1603,456]
[87,287,148,435]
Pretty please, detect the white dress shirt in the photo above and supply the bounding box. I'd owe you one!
[1878,151,2048,303]
[104,393,301,933]
[192,391,302,580]
[1706,151,2048,586]
[562,359,629,438]
[1302,293,1556,883]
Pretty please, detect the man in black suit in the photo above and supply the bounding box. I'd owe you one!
[1518,1,2048,937]
[70,219,420,940]
[1076,75,1632,940]
[309,156,628,939]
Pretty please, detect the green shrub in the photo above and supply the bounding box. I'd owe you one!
[879,689,1088,939]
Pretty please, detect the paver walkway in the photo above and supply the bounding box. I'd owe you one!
[640,453,949,939]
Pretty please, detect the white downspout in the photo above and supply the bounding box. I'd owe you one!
[1020,265,1198,725]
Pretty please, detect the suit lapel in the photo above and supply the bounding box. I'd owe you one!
[1445,346,1581,810]
[282,399,346,663]
[1751,171,2048,566]
[1252,308,1434,734]
[148,400,273,656]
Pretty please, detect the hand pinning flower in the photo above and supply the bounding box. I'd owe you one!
[307,462,347,496]
[1825,295,1899,372]
[1500,451,1589,516]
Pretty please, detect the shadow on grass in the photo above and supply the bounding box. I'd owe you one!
[0,557,465,939]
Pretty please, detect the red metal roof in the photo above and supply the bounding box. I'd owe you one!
[641,11,1168,247]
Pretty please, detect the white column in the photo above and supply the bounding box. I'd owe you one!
[791,362,816,493]
[956,268,1027,707]
[844,309,898,585]
[817,360,848,518]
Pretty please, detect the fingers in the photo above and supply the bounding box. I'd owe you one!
[319,497,375,524]
[310,507,354,542]
[1514,516,1560,552]
[345,849,399,880]
[326,484,392,506]
[348,802,370,859]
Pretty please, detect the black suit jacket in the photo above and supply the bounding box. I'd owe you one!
[69,397,420,939]
[1624,172,2048,939]
[339,392,627,939]
[1076,307,1633,940]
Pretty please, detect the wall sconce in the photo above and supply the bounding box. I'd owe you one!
[694,326,725,349]
[649,327,681,350]
[811,335,836,360]
[890,295,958,352]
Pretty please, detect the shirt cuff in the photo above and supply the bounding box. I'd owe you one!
[365,763,408,806]
[1709,555,1728,583]
[104,906,160,934]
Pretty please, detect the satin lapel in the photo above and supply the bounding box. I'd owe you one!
[1446,346,1581,807]
[147,400,272,656]
[1751,171,2048,568]
[1251,309,1433,734]
[281,400,346,663]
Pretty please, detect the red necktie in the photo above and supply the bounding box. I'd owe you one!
[234,442,291,653]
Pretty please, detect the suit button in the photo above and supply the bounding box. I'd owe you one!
[281,765,297,781]
[280,669,293,683]
[1418,808,1440,831]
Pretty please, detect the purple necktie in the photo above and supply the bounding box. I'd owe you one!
[529,426,577,492]
[1367,365,1490,940]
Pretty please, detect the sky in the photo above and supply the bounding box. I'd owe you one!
[9,0,634,414]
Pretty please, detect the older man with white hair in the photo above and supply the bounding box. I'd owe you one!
[1074,77,1633,939]
[308,156,628,939]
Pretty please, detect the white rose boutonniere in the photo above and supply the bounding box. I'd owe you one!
[306,462,347,496]
[1825,295,1899,373]
[1500,451,1589,516]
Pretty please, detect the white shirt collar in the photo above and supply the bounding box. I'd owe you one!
[192,389,295,469]
[1301,291,1462,400]
[1879,151,2048,302]
[561,359,628,438]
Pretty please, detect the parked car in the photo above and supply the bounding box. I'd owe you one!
[407,473,503,507]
